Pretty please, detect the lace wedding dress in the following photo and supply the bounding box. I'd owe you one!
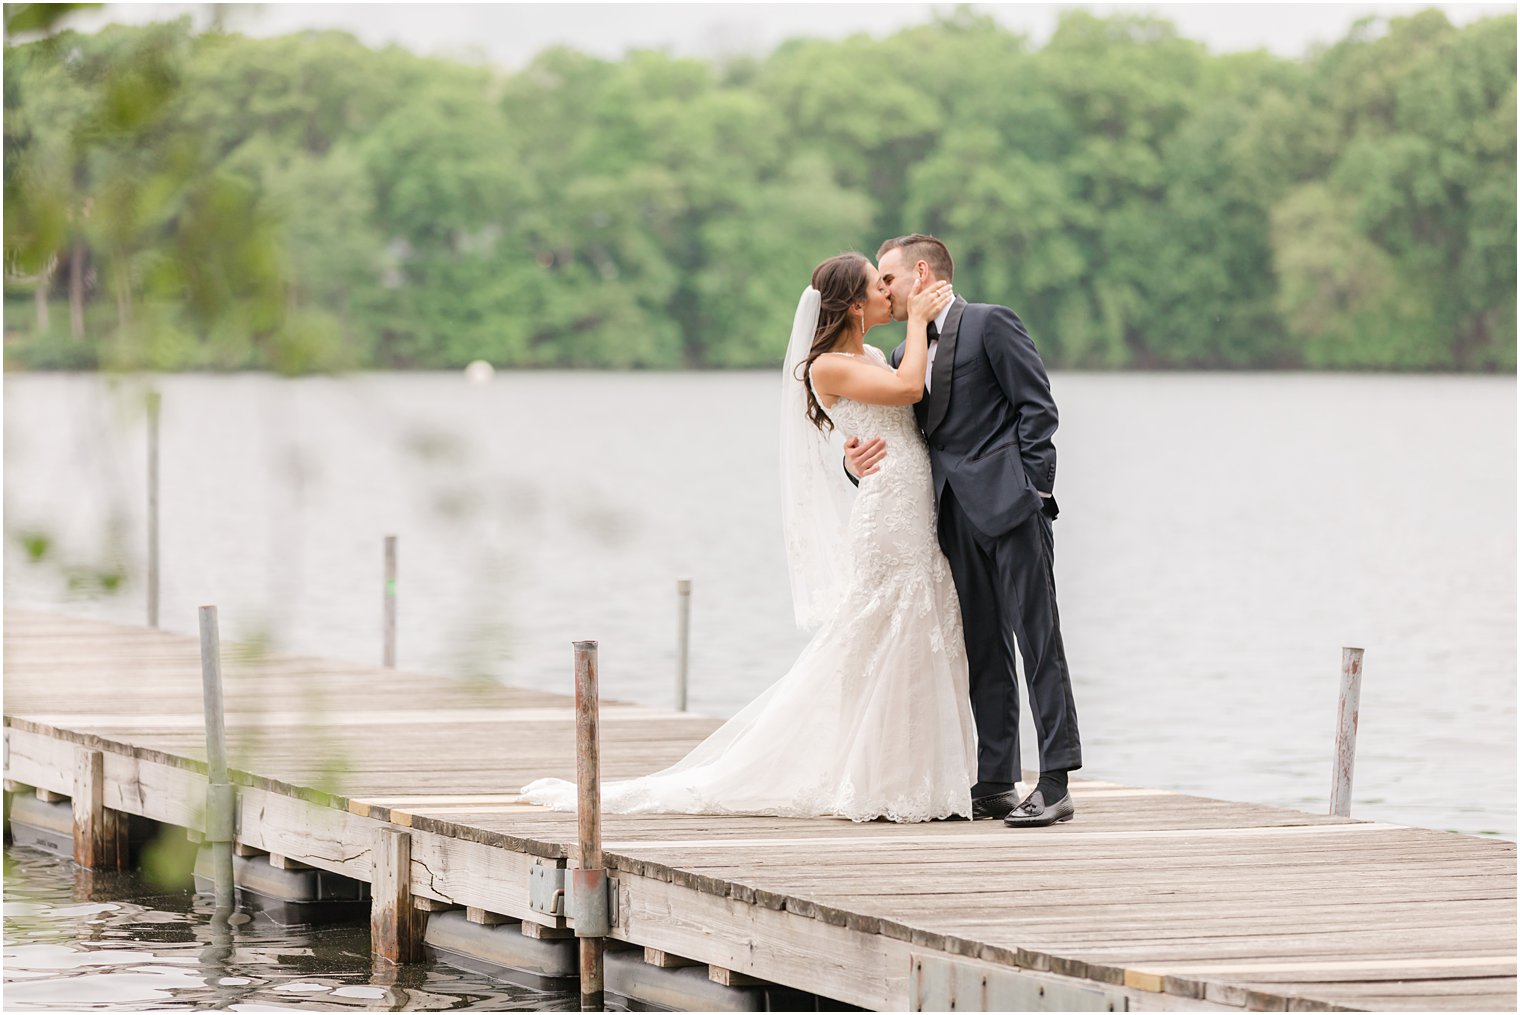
[521,345,977,822]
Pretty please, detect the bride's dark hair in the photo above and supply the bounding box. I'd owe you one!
[798,252,870,433]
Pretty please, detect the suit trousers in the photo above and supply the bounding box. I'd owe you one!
[936,484,1083,784]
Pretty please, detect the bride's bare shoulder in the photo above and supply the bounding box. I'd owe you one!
[810,351,871,374]
[808,352,864,397]
[808,352,851,406]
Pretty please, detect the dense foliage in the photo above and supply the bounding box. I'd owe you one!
[4,7,1515,372]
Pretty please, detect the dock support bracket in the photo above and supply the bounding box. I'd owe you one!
[529,860,566,917]
[206,782,237,843]
[529,859,615,935]
[568,867,612,938]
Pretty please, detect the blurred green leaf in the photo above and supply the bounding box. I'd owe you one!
[138,825,199,890]
[17,529,50,562]
[4,3,101,40]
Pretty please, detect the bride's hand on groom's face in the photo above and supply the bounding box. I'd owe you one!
[844,435,887,478]
[909,279,953,324]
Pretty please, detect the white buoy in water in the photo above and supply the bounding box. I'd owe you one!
[464,360,495,385]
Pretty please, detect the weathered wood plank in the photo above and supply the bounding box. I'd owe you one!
[709,965,765,987]
[371,827,424,964]
[521,920,575,940]
[5,608,1514,1015]
[267,853,312,870]
[644,947,700,968]
[465,907,515,926]
[411,895,457,913]
[72,748,127,870]
[616,869,912,1010]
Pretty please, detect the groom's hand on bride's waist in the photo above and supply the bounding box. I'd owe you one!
[843,435,887,483]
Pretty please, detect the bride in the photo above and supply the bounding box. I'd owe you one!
[521,253,977,822]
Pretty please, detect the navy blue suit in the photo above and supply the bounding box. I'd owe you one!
[887,296,1082,784]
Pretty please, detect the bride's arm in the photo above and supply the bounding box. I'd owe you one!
[812,280,951,407]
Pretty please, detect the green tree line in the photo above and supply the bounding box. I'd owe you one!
[4,6,1515,372]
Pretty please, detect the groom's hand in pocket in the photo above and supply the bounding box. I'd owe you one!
[844,435,887,479]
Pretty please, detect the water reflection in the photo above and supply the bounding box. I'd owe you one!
[4,372,1514,838]
[3,847,582,1010]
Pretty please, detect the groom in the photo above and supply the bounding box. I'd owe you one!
[845,234,1082,827]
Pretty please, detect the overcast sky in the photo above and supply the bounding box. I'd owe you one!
[56,2,1514,67]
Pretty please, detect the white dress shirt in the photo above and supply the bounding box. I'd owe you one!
[924,295,954,393]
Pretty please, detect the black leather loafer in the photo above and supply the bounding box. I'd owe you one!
[971,789,1022,820]
[1003,789,1074,827]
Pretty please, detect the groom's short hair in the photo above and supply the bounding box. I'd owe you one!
[877,234,954,282]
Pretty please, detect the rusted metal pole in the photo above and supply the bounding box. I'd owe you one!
[675,578,691,712]
[1331,647,1366,817]
[198,606,236,919]
[147,390,161,629]
[383,535,397,668]
[573,640,604,1011]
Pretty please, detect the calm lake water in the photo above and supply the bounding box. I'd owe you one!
[2,846,581,1010]
[4,370,1515,844]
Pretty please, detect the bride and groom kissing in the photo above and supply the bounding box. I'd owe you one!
[524,234,1082,828]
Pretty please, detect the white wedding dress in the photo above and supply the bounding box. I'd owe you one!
[521,345,977,822]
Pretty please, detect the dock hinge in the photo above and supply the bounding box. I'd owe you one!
[528,859,616,936]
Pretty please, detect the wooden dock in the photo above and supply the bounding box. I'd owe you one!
[4,608,1515,1012]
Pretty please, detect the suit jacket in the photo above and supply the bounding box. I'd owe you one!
[890,295,1059,539]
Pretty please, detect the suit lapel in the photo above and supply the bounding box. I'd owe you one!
[925,296,965,436]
